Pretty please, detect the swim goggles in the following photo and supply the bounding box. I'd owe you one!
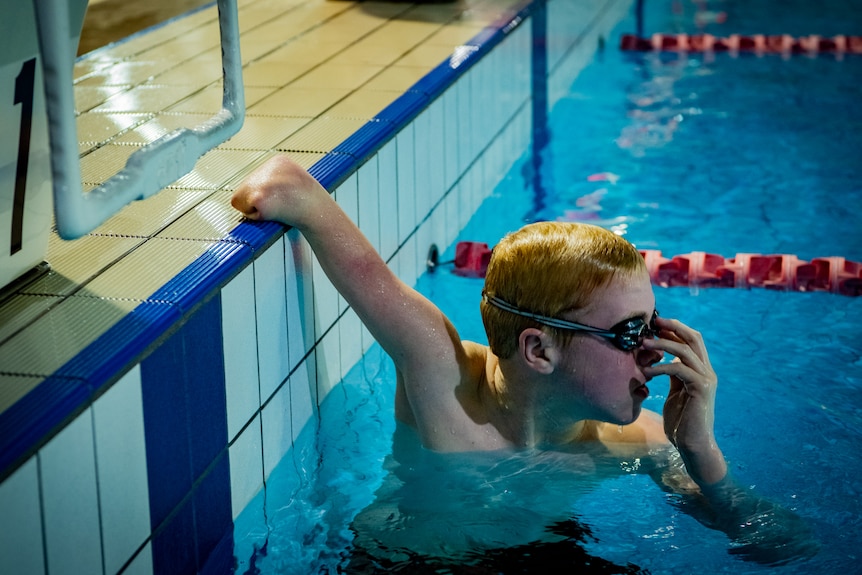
[483,294,659,351]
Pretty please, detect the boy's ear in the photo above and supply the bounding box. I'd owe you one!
[518,328,557,374]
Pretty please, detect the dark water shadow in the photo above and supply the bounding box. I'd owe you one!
[340,517,648,574]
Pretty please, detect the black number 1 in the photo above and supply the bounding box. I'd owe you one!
[11,58,36,256]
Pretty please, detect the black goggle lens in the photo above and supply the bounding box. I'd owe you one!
[612,311,659,351]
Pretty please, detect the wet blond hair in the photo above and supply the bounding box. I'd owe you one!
[480,221,647,358]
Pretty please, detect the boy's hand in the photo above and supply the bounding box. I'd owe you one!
[231,155,328,228]
[641,317,726,485]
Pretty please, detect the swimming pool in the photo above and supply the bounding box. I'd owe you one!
[230,0,862,573]
[2,0,858,572]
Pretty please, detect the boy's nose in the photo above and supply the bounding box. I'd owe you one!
[636,345,664,368]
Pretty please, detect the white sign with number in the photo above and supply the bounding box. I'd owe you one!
[1,2,53,290]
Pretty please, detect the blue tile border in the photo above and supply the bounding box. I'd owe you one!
[307,152,361,191]
[373,91,430,125]
[149,241,252,312]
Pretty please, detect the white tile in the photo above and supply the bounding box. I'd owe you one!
[41,410,102,575]
[457,72,475,169]
[498,39,512,122]
[467,87,481,158]
[123,543,153,575]
[451,78,465,178]
[315,328,341,403]
[93,367,151,575]
[0,457,45,575]
[517,28,532,103]
[427,98,446,208]
[508,41,523,112]
[357,156,381,255]
[500,123,517,186]
[412,110,432,222]
[285,229,315,368]
[222,264,261,441]
[339,307,363,381]
[487,132,504,193]
[483,135,496,197]
[464,163,482,231]
[377,141,399,262]
[480,59,494,144]
[469,67,484,156]
[261,380,291,481]
[494,41,510,124]
[517,109,530,162]
[395,124,416,245]
[229,415,263,520]
[416,219,435,283]
[290,352,317,443]
[254,237,290,403]
[312,257,339,340]
[429,201,448,260]
[444,186,460,251]
[442,88,460,193]
[511,106,530,172]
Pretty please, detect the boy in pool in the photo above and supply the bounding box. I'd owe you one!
[232,154,722,484]
[231,155,814,562]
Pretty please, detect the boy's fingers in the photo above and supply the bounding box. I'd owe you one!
[231,188,261,219]
[654,316,709,363]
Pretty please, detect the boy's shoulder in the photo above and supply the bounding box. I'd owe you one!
[594,409,669,452]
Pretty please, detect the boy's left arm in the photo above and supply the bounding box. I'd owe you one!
[633,320,818,564]
[641,316,727,487]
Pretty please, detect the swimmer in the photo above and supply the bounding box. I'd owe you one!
[231,154,816,563]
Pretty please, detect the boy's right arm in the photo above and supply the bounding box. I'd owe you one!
[231,155,471,448]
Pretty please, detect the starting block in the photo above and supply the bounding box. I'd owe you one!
[0,0,245,291]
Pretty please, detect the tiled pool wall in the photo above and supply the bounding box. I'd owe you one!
[0,0,632,573]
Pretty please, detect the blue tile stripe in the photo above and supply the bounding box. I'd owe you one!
[141,293,231,575]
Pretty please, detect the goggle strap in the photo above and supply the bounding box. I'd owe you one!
[484,295,617,337]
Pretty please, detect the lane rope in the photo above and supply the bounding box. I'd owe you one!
[620,33,862,55]
[428,242,862,296]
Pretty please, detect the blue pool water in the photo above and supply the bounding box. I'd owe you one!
[234,1,862,573]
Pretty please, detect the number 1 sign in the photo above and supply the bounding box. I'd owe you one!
[1,2,54,291]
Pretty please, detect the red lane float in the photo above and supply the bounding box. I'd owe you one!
[447,242,862,296]
[453,241,493,278]
[640,250,862,296]
[620,33,862,54]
